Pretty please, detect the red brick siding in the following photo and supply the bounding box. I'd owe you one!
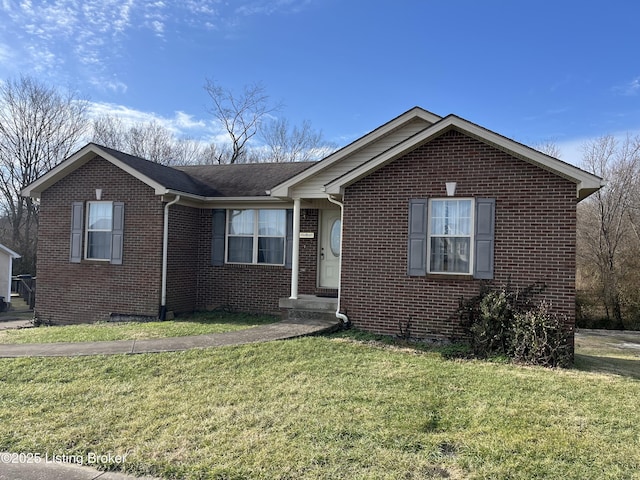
[36,156,164,324]
[341,129,577,340]
[166,205,200,314]
[299,209,321,295]
[196,208,319,314]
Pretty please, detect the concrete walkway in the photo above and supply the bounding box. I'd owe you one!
[0,455,160,480]
[0,317,340,358]
[0,317,340,479]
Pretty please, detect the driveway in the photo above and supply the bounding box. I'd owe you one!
[575,328,640,379]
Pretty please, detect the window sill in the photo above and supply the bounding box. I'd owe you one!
[80,259,112,265]
[224,262,285,268]
[426,273,474,281]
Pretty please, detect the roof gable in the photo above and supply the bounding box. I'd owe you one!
[324,115,603,200]
[272,109,603,202]
[270,107,441,198]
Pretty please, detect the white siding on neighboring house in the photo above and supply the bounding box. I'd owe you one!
[0,244,20,305]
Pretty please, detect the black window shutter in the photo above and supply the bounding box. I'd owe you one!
[211,209,226,266]
[111,202,125,265]
[70,202,84,263]
[285,209,293,269]
[474,198,495,279]
[408,199,428,276]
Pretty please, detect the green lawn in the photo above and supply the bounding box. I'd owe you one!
[0,311,278,344]
[0,329,638,479]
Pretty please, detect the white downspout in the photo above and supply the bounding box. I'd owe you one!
[326,194,350,325]
[160,195,181,320]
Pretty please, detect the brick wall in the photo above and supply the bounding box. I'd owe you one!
[196,208,320,314]
[166,205,200,314]
[36,156,164,324]
[341,129,577,340]
[299,209,321,295]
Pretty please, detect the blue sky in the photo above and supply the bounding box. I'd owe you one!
[1,0,639,165]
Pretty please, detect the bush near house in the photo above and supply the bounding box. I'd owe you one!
[458,282,572,367]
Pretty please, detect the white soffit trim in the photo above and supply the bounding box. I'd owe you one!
[21,144,169,198]
[269,106,442,198]
[324,115,604,200]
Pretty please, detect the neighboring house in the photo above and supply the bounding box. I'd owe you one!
[22,107,603,345]
[0,244,20,311]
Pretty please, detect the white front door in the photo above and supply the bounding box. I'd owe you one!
[319,210,341,289]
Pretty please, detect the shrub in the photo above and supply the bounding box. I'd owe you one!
[459,282,572,367]
[468,287,513,357]
[509,301,572,368]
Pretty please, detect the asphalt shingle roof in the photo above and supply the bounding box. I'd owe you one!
[95,144,314,197]
[95,144,222,196]
[176,162,314,197]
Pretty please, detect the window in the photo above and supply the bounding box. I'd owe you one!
[407,197,495,279]
[428,199,473,274]
[227,209,286,265]
[70,201,124,264]
[86,202,113,260]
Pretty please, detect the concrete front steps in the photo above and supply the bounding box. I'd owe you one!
[9,294,31,312]
[279,295,342,327]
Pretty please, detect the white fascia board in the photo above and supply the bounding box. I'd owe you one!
[167,192,293,209]
[325,115,604,200]
[21,145,95,198]
[21,144,169,198]
[0,244,21,258]
[270,107,442,198]
[453,117,605,199]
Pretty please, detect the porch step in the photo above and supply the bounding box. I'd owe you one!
[279,295,338,312]
[279,295,340,325]
[9,295,30,311]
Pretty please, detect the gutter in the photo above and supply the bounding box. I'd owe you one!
[159,195,181,320]
[326,194,350,326]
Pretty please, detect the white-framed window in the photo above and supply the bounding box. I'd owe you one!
[428,198,474,274]
[85,201,113,261]
[226,209,286,265]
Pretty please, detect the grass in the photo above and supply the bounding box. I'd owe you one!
[0,311,279,344]
[0,327,639,479]
[574,329,640,379]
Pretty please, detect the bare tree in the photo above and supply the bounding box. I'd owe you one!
[534,139,562,159]
[91,115,210,166]
[0,76,88,273]
[578,134,640,327]
[204,79,281,163]
[127,121,175,164]
[258,117,337,162]
[91,115,127,151]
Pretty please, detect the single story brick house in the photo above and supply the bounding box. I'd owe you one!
[23,107,603,342]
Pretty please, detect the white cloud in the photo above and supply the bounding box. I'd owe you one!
[0,43,12,63]
[235,0,311,16]
[0,0,313,99]
[175,111,206,129]
[86,101,222,141]
[613,77,640,96]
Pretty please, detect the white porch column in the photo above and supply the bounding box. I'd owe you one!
[290,197,301,299]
